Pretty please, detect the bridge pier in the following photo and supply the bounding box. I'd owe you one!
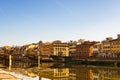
[9,55,12,71]
[38,56,41,69]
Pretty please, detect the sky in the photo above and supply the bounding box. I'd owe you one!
[0,0,120,46]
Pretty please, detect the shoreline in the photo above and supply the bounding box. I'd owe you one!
[0,69,22,80]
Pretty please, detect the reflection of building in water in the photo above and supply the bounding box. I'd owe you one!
[75,66,93,80]
[74,66,120,80]
[92,72,99,80]
[39,66,120,80]
[69,68,76,80]
[92,67,120,80]
[53,68,69,78]
[2,61,120,80]
[39,68,70,80]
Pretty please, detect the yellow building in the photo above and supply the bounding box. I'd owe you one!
[52,40,69,56]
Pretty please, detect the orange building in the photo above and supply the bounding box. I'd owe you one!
[76,41,96,59]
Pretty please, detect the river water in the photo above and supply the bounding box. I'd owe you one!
[0,61,120,80]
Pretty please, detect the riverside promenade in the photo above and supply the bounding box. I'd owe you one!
[0,69,22,80]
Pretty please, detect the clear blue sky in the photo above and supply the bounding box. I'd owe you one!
[0,0,120,46]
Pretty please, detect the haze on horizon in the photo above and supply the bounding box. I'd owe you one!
[0,0,120,46]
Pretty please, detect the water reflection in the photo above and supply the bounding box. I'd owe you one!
[0,61,120,80]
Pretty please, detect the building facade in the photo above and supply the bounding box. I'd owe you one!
[38,41,53,60]
[100,37,113,58]
[76,41,96,59]
[68,41,77,59]
[101,37,113,53]
[92,42,101,58]
[110,34,120,58]
[52,40,69,56]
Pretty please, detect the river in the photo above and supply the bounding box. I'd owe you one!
[0,61,120,80]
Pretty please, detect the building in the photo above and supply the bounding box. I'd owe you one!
[39,42,53,55]
[27,43,37,49]
[101,37,113,58]
[110,34,120,58]
[76,41,96,59]
[68,41,77,59]
[24,43,38,55]
[52,40,69,56]
[92,42,101,58]
[38,41,53,60]
[0,47,5,54]
[4,45,11,50]
[77,39,85,45]
[101,37,113,53]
